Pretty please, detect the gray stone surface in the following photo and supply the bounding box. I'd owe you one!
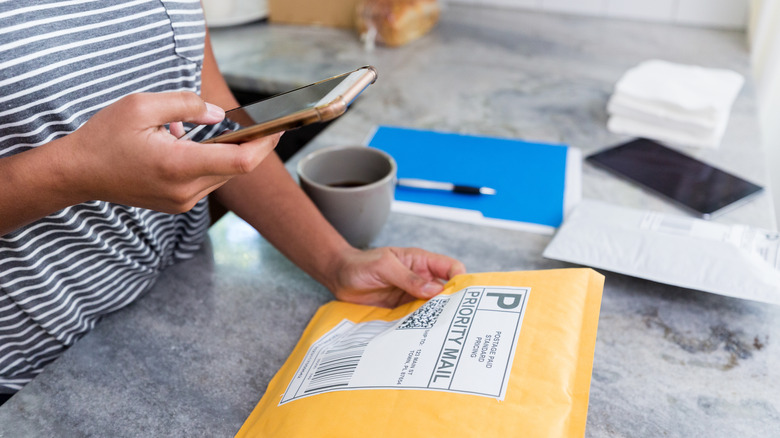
[211,4,775,229]
[0,4,778,437]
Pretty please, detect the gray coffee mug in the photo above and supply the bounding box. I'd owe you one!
[297,145,397,248]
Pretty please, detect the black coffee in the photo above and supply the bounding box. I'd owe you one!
[328,180,371,188]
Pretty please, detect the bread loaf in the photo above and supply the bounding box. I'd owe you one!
[356,0,440,47]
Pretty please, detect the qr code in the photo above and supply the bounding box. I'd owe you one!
[397,297,450,330]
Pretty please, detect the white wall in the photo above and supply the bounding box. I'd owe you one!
[448,0,749,29]
[749,0,780,229]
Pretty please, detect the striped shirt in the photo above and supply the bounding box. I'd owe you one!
[0,0,232,393]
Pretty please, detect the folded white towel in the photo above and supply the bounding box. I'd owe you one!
[607,94,719,135]
[607,59,744,149]
[613,59,744,119]
[608,115,725,149]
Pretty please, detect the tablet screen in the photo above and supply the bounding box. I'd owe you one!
[586,138,763,218]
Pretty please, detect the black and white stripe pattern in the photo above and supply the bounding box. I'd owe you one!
[0,0,226,393]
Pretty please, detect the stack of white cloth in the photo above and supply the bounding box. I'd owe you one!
[607,59,744,149]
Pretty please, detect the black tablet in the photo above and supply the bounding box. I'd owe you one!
[586,138,764,219]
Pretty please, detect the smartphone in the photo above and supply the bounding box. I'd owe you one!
[586,138,764,219]
[182,66,378,144]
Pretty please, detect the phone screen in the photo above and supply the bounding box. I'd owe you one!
[181,69,370,141]
[586,138,763,218]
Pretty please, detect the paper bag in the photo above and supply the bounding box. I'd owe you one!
[236,269,604,437]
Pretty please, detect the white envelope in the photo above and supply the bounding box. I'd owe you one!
[543,199,780,305]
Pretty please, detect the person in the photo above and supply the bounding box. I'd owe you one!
[0,0,465,403]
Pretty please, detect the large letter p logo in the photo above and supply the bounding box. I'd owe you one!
[486,292,523,310]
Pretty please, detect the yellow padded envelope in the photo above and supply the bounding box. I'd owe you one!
[237,269,604,437]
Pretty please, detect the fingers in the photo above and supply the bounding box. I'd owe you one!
[418,250,467,280]
[124,92,225,127]
[392,247,466,279]
[180,134,280,177]
[384,248,467,300]
[169,121,185,138]
[331,247,466,307]
[380,253,447,300]
[149,118,280,210]
[65,91,277,214]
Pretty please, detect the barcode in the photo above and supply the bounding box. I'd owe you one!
[397,297,450,330]
[304,320,394,394]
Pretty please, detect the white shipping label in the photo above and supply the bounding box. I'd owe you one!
[280,286,530,405]
[640,212,780,269]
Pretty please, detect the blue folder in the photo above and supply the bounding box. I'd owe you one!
[367,126,581,233]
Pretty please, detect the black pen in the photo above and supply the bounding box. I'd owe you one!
[396,178,497,195]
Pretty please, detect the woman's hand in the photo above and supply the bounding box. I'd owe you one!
[1,91,281,235]
[328,246,467,308]
[65,91,280,213]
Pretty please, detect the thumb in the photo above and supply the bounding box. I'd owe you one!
[384,258,444,300]
[126,91,225,127]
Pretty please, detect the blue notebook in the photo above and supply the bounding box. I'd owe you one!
[367,126,581,234]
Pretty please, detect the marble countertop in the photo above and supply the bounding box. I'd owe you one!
[209,4,776,229]
[0,4,777,437]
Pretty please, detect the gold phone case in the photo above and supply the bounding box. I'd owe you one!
[201,66,378,144]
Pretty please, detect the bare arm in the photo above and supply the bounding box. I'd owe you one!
[0,135,83,236]
[200,28,356,290]
[202,30,465,307]
[0,91,277,237]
